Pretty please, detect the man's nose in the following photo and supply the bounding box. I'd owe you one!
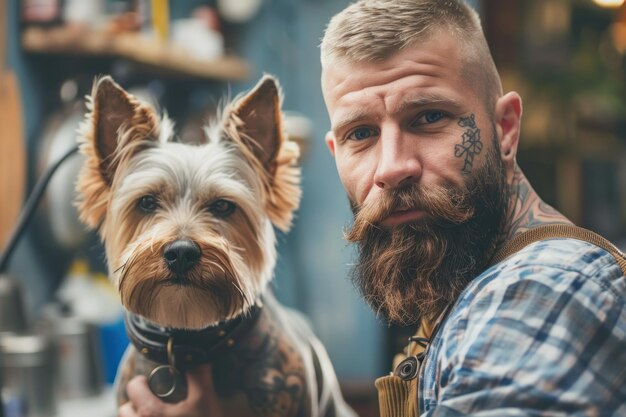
[373,130,422,190]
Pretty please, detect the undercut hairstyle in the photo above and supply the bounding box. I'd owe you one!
[320,0,503,111]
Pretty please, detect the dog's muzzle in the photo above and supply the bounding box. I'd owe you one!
[163,239,201,275]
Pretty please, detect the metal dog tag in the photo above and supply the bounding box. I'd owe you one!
[148,365,188,403]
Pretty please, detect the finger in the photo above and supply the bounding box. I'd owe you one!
[118,402,136,417]
[126,375,163,417]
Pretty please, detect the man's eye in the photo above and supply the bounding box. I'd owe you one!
[138,195,159,213]
[209,199,237,217]
[414,111,447,126]
[347,127,377,141]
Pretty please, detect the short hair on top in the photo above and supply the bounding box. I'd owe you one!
[320,0,503,111]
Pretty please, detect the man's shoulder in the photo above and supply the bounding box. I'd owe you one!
[433,237,626,357]
[463,237,625,306]
[421,237,626,415]
[438,237,626,347]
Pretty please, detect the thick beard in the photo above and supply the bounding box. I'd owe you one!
[345,140,508,325]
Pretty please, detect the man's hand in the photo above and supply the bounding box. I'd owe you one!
[118,365,225,417]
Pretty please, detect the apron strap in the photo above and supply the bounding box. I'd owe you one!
[491,224,626,274]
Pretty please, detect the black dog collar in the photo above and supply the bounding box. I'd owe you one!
[125,304,263,371]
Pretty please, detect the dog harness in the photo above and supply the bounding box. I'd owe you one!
[375,224,626,417]
[125,304,263,402]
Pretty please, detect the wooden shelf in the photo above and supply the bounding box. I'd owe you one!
[22,26,250,82]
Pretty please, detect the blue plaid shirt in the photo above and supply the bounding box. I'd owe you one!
[419,238,626,416]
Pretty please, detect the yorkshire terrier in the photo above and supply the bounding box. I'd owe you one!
[75,75,355,416]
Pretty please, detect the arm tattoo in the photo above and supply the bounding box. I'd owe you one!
[455,114,483,175]
[213,316,308,417]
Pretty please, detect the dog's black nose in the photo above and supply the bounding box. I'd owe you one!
[163,239,201,275]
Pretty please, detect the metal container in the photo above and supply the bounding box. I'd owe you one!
[0,332,57,417]
[0,275,28,333]
[51,316,104,399]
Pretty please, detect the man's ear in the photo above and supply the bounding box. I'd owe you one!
[494,92,523,169]
[325,131,336,156]
[229,75,283,172]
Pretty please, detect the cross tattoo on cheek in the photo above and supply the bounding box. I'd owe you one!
[455,114,483,175]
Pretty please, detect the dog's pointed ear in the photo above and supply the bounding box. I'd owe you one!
[88,76,161,182]
[231,75,283,170]
[93,77,136,177]
[76,76,159,230]
[224,75,302,232]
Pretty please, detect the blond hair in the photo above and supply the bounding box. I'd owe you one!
[320,0,502,109]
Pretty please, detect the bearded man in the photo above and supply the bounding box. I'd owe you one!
[321,1,626,416]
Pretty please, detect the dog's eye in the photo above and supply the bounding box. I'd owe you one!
[138,195,159,213]
[209,199,236,217]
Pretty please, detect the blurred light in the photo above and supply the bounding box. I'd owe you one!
[611,22,626,54]
[592,0,625,8]
[60,79,78,103]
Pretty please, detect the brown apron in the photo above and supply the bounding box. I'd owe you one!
[375,224,626,417]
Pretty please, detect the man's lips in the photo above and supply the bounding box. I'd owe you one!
[381,208,426,227]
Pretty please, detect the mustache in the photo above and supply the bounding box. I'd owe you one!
[345,183,475,243]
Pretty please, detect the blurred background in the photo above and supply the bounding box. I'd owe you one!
[0,0,625,416]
